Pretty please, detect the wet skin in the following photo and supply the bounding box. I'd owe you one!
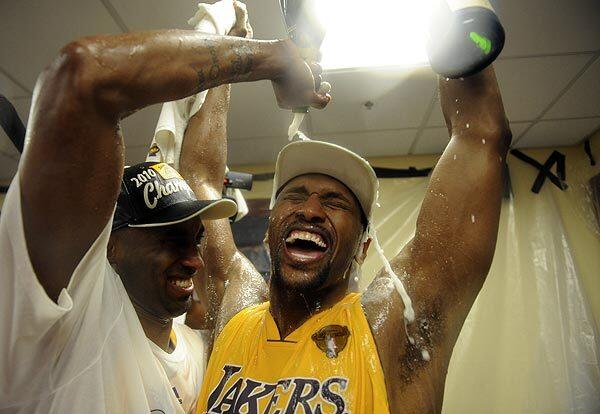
[108,217,205,340]
[193,66,510,413]
[267,174,458,412]
[267,173,366,339]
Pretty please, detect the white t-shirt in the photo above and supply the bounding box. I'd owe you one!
[0,175,207,414]
[151,323,207,414]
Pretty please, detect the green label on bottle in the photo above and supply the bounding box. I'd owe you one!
[469,32,492,55]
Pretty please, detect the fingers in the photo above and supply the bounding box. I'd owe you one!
[314,81,332,109]
[273,91,330,110]
[307,62,330,109]
[308,62,323,77]
[308,62,325,98]
[311,92,331,110]
[314,74,322,92]
[233,0,248,20]
[271,53,331,110]
[230,0,252,38]
[230,26,249,38]
[319,81,332,94]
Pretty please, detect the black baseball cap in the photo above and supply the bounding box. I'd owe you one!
[112,162,237,232]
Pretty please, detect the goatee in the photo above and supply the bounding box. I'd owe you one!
[271,249,332,293]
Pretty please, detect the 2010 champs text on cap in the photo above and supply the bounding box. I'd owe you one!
[112,162,237,231]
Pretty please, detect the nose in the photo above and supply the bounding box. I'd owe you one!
[179,249,204,276]
[296,193,326,223]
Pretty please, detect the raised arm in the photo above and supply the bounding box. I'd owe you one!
[179,84,267,334]
[363,66,511,383]
[406,67,511,310]
[20,30,328,302]
[179,8,268,336]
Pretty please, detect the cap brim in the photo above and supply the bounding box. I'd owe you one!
[270,140,378,219]
[129,198,238,228]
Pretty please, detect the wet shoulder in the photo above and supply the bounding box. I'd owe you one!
[361,276,405,337]
[218,301,269,339]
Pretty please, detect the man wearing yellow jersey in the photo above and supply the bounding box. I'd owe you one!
[186,50,510,411]
[174,4,510,407]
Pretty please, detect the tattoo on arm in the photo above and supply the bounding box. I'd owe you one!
[197,68,207,90]
[196,44,255,91]
[208,45,220,79]
[231,50,243,78]
[241,45,253,75]
[230,44,253,81]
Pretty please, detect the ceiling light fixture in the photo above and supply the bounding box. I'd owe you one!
[316,0,435,70]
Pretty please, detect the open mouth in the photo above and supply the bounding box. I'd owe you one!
[284,229,329,263]
[166,277,194,299]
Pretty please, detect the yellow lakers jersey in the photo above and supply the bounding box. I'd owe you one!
[197,293,390,414]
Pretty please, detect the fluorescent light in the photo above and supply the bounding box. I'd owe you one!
[316,0,435,70]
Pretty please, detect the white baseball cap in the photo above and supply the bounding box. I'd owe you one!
[269,140,379,221]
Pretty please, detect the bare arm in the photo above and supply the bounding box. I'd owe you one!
[20,30,326,302]
[363,66,511,386]
[179,85,267,334]
[180,9,268,335]
[407,66,510,314]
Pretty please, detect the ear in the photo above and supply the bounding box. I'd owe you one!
[107,235,118,265]
[355,238,372,265]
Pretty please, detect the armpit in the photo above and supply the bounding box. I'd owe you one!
[398,297,445,385]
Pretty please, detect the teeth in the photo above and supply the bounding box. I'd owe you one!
[285,230,327,248]
[171,279,193,289]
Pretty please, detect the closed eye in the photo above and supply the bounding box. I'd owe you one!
[323,200,351,210]
[284,193,306,202]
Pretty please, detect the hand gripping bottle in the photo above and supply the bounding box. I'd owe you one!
[279,0,330,140]
[427,0,505,78]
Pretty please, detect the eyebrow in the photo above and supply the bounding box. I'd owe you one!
[283,186,352,205]
[320,191,352,204]
[284,185,310,196]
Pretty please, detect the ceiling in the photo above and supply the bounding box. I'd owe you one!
[1,0,599,181]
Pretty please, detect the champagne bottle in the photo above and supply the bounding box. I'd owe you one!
[279,0,329,140]
[427,0,505,78]
[279,0,326,61]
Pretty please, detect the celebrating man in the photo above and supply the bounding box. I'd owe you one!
[191,64,511,414]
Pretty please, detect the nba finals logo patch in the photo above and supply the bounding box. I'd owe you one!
[148,144,160,159]
[311,325,350,358]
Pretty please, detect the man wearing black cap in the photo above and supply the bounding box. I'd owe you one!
[0,15,330,414]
